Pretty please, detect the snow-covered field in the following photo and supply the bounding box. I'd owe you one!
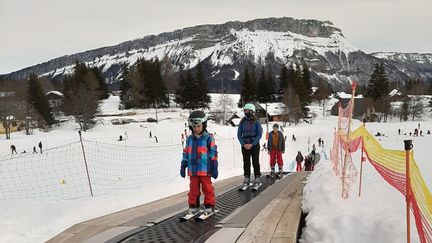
[0,94,431,243]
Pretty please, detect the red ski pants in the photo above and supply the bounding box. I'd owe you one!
[188,176,215,207]
[269,150,283,167]
[296,162,302,172]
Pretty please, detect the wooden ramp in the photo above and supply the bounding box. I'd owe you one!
[207,172,309,243]
[47,172,309,243]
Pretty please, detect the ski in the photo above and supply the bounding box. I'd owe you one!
[196,210,219,221]
[251,183,262,191]
[179,210,203,221]
[239,184,250,191]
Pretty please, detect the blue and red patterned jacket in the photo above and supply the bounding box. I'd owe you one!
[181,131,218,177]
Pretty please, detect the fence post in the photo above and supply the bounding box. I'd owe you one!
[358,138,365,197]
[79,131,94,197]
[404,139,412,243]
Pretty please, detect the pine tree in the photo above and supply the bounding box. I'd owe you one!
[136,58,169,108]
[240,66,256,106]
[301,62,313,104]
[278,65,288,96]
[175,72,187,108]
[119,63,132,109]
[267,68,276,102]
[62,62,99,131]
[90,67,109,100]
[365,62,389,101]
[194,62,211,108]
[26,73,55,126]
[256,67,269,103]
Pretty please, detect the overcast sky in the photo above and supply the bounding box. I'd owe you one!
[0,0,431,74]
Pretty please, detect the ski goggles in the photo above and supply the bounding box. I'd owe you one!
[188,116,207,127]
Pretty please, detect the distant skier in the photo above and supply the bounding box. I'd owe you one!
[292,134,296,142]
[118,135,123,141]
[261,143,267,152]
[149,131,152,138]
[154,136,158,143]
[267,123,285,176]
[398,129,401,135]
[11,145,17,154]
[181,110,218,216]
[305,154,313,171]
[32,146,37,154]
[38,141,43,153]
[311,144,316,161]
[295,151,303,172]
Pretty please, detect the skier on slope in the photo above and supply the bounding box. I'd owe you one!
[180,110,218,216]
[237,103,263,188]
[295,151,304,172]
[267,123,285,177]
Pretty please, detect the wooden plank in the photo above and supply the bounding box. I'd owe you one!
[237,174,304,242]
[272,183,304,238]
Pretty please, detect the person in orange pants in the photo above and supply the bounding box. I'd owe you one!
[267,123,285,176]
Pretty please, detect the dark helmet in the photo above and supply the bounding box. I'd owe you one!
[188,110,208,132]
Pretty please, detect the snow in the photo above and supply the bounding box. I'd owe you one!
[41,28,359,78]
[336,92,364,99]
[301,118,432,243]
[389,88,401,97]
[372,52,432,65]
[232,69,240,80]
[46,91,64,96]
[0,94,431,243]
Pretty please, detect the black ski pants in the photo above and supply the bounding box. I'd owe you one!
[242,144,261,178]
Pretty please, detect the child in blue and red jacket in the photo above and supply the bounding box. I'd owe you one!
[181,110,218,215]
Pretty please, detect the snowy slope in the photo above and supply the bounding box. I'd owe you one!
[42,29,358,79]
[0,95,431,242]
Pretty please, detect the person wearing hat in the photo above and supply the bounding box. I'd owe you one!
[267,123,285,176]
[237,103,263,188]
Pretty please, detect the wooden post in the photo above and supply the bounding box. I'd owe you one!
[79,131,94,197]
[341,81,357,198]
[358,136,365,197]
[404,139,412,243]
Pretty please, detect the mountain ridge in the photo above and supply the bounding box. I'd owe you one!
[3,17,432,91]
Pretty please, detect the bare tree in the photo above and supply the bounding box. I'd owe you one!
[410,97,424,121]
[282,86,303,125]
[63,85,99,131]
[211,94,235,124]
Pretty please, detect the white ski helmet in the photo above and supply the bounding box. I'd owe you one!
[243,103,256,113]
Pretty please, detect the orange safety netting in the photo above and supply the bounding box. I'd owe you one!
[331,97,357,198]
[332,95,432,243]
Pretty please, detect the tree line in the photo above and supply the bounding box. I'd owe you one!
[2,58,432,139]
[119,58,211,110]
[238,62,328,124]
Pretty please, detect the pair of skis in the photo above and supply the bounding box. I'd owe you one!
[267,173,284,180]
[239,182,262,191]
[179,209,219,221]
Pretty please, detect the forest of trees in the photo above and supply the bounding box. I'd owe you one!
[2,58,432,139]
[239,62,317,124]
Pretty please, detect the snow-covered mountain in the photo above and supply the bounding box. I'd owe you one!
[3,17,432,91]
